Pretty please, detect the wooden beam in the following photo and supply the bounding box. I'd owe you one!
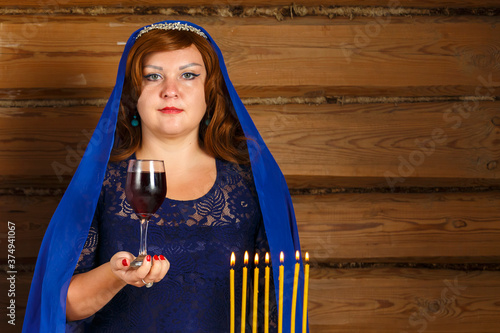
[295,191,500,263]
[308,267,500,332]
[0,16,498,98]
[252,102,500,185]
[1,101,499,187]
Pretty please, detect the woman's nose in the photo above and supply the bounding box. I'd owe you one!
[161,79,179,98]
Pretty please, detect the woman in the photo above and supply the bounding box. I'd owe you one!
[24,21,305,332]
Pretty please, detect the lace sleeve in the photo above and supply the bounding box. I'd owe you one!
[66,191,102,329]
[74,196,101,274]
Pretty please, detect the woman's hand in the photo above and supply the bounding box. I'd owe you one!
[67,252,170,321]
[110,251,170,287]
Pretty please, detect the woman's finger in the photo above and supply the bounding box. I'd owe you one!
[110,251,135,271]
[158,255,170,280]
[144,254,170,283]
[146,255,162,282]
[135,255,152,280]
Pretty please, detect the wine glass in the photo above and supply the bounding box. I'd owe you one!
[125,159,166,285]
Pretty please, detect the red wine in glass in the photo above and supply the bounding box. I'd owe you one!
[126,172,166,219]
[125,160,166,275]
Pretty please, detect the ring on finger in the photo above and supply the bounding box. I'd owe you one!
[142,278,154,288]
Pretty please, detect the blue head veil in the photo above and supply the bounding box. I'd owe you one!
[23,20,306,332]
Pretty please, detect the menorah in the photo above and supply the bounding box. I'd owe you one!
[230,251,310,333]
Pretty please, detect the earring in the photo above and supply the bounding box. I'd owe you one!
[131,114,139,127]
[204,115,211,126]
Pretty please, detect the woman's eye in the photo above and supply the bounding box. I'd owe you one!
[182,72,201,80]
[144,73,162,81]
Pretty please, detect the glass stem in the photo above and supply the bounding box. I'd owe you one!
[138,217,149,258]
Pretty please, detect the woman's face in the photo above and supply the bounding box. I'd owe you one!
[137,45,207,142]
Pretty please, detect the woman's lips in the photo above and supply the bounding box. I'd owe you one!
[159,107,183,114]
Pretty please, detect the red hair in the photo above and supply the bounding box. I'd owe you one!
[111,29,249,164]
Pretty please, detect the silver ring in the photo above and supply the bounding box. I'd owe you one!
[142,278,153,288]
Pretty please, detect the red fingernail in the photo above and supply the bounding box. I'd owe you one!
[160,255,166,260]
[146,255,151,262]
[122,259,128,267]
[154,255,159,260]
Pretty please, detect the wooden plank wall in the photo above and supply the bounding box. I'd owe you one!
[1,1,499,332]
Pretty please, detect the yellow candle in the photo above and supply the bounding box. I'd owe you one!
[264,253,270,333]
[290,251,300,333]
[241,251,249,333]
[302,252,310,333]
[278,251,284,333]
[230,252,236,333]
[252,253,259,333]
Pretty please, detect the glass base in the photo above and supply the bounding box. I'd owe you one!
[131,254,146,268]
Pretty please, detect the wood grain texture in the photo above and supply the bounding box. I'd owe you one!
[0,15,498,99]
[1,101,499,186]
[0,106,101,179]
[308,267,500,332]
[0,195,57,261]
[294,191,500,263]
[251,102,500,183]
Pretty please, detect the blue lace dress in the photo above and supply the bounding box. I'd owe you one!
[68,156,277,332]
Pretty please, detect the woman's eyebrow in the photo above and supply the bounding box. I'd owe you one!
[144,65,163,70]
[179,62,203,70]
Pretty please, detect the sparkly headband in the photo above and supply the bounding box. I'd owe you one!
[135,22,208,40]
